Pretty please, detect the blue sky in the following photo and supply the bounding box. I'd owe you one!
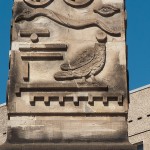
[0,0,150,104]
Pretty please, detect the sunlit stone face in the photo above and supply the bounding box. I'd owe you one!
[0,0,135,149]
[8,0,128,115]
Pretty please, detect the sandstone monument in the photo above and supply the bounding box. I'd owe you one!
[0,0,137,149]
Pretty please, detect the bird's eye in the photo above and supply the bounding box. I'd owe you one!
[94,5,120,17]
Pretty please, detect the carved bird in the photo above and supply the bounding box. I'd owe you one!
[54,43,106,83]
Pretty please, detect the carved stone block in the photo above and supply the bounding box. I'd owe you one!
[0,0,136,149]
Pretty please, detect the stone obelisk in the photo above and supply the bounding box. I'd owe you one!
[0,0,137,149]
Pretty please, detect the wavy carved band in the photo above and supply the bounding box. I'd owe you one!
[15,8,120,35]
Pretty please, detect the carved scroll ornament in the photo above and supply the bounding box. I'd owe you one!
[63,0,93,8]
[15,8,120,35]
[54,43,106,83]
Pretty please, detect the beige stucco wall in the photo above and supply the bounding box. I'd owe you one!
[0,104,7,145]
[128,85,150,149]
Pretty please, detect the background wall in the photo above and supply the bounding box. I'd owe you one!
[129,86,150,150]
[0,104,7,144]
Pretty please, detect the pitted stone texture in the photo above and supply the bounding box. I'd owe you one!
[8,116,128,143]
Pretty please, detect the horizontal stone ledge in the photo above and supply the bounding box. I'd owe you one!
[19,43,68,51]
[8,112,128,116]
[20,29,50,37]
[20,52,64,60]
[15,83,108,93]
[0,142,137,150]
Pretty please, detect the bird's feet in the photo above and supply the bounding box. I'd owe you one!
[91,75,101,86]
[78,76,101,86]
[77,77,89,85]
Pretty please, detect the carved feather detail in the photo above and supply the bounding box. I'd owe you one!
[15,8,120,35]
[63,0,93,8]
[54,43,106,81]
[61,47,95,71]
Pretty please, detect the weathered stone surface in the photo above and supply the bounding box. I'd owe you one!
[9,0,128,114]
[0,0,136,149]
[0,143,137,150]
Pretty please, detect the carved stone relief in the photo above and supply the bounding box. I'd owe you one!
[63,0,94,8]
[0,0,137,149]
[54,43,106,84]
[15,7,121,35]
[94,5,120,17]
[20,28,50,42]
[12,0,123,89]
[7,0,127,110]
[24,0,54,7]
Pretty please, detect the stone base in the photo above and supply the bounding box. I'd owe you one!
[0,142,137,150]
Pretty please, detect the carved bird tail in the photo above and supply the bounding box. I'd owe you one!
[54,71,74,80]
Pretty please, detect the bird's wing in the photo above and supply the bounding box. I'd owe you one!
[69,48,95,70]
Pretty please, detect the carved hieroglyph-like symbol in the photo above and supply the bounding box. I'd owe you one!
[23,0,54,7]
[15,8,120,35]
[63,0,93,8]
[20,28,50,43]
[54,43,106,83]
[94,5,120,17]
